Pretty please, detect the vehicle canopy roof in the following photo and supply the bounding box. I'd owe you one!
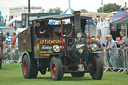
[34,14,92,21]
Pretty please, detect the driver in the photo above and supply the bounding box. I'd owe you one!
[39,20,54,38]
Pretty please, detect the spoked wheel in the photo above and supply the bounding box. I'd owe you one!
[22,54,38,79]
[71,72,85,77]
[90,56,103,80]
[50,57,63,81]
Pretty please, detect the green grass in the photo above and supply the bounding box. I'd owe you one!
[0,64,128,85]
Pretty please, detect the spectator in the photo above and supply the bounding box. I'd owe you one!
[118,31,127,49]
[0,31,5,43]
[118,31,127,69]
[95,34,105,47]
[95,34,101,40]
[5,32,12,45]
[104,35,111,67]
[90,36,95,44]
[91,37,101,48]
[107,35,118,67]
[15,35,18,46]
[105,35,109,48]
[0,31,5,53]
[11,32,16,45]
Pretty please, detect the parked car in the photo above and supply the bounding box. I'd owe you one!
[19,11,103,81]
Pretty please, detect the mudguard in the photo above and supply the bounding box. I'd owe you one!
[21,51,31,65]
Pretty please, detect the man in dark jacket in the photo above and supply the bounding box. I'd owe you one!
[39,20,54,38]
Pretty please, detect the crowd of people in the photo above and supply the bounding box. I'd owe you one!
[0,32,19,63]
[0,32,18,46]
[90,30,127,68]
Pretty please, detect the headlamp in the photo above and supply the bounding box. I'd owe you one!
[90,44,99,51]
[53,45,60,52]
[77,33,82,38]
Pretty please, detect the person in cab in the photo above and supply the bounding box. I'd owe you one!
[39,20,55,38]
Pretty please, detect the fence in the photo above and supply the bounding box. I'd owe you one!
[2,45,21,64]
[2,45,127,73]
[103,48,127,73]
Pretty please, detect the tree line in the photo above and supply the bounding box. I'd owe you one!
[46,3,122,13]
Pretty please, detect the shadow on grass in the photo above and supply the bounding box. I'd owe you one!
[0,68,8,70]
[62,77,93,81]
[36,76,93,81]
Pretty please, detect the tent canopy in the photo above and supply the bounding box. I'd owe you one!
[111,12,128,19]
[111,12,128,25]
[48,8,74,25]
[7,16,21,26]
[48,8,95,25]
[111,17,128,25]
[86,20,97,25]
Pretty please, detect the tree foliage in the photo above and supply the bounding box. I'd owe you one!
[97,3,121,13]
[80,9,88,13]
[48,7,63,13]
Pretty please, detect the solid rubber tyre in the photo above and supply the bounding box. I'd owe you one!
[90,56,103,80]
[22,54,38,79]
[50,57,63,81]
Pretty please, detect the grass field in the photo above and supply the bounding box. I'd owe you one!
[0,64,128,85]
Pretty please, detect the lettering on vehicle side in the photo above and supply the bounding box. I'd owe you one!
[40,53,50,57]
[40,45,64,50]
[41,45,52,50]
[39,39,65,57]
[40,39,65,45]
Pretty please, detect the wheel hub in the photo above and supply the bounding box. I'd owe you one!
[24,61,27,74]
[51,62,56,77]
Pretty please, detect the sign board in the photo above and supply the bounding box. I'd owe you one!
[39,39,65,57]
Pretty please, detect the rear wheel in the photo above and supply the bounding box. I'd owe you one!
[50,57,63,81]
[22,54,38,78]
[71,72,85,77]
[90,56,103,80]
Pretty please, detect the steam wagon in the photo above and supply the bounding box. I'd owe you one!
[19,11,103,81]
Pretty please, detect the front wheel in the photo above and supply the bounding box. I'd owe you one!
[50,57,63,81]
[90,56,103,80]
[22,54,38,79]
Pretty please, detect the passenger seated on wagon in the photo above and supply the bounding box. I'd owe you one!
[39,20,56,38]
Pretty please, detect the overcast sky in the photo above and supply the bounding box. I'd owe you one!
[0,0,128,16]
